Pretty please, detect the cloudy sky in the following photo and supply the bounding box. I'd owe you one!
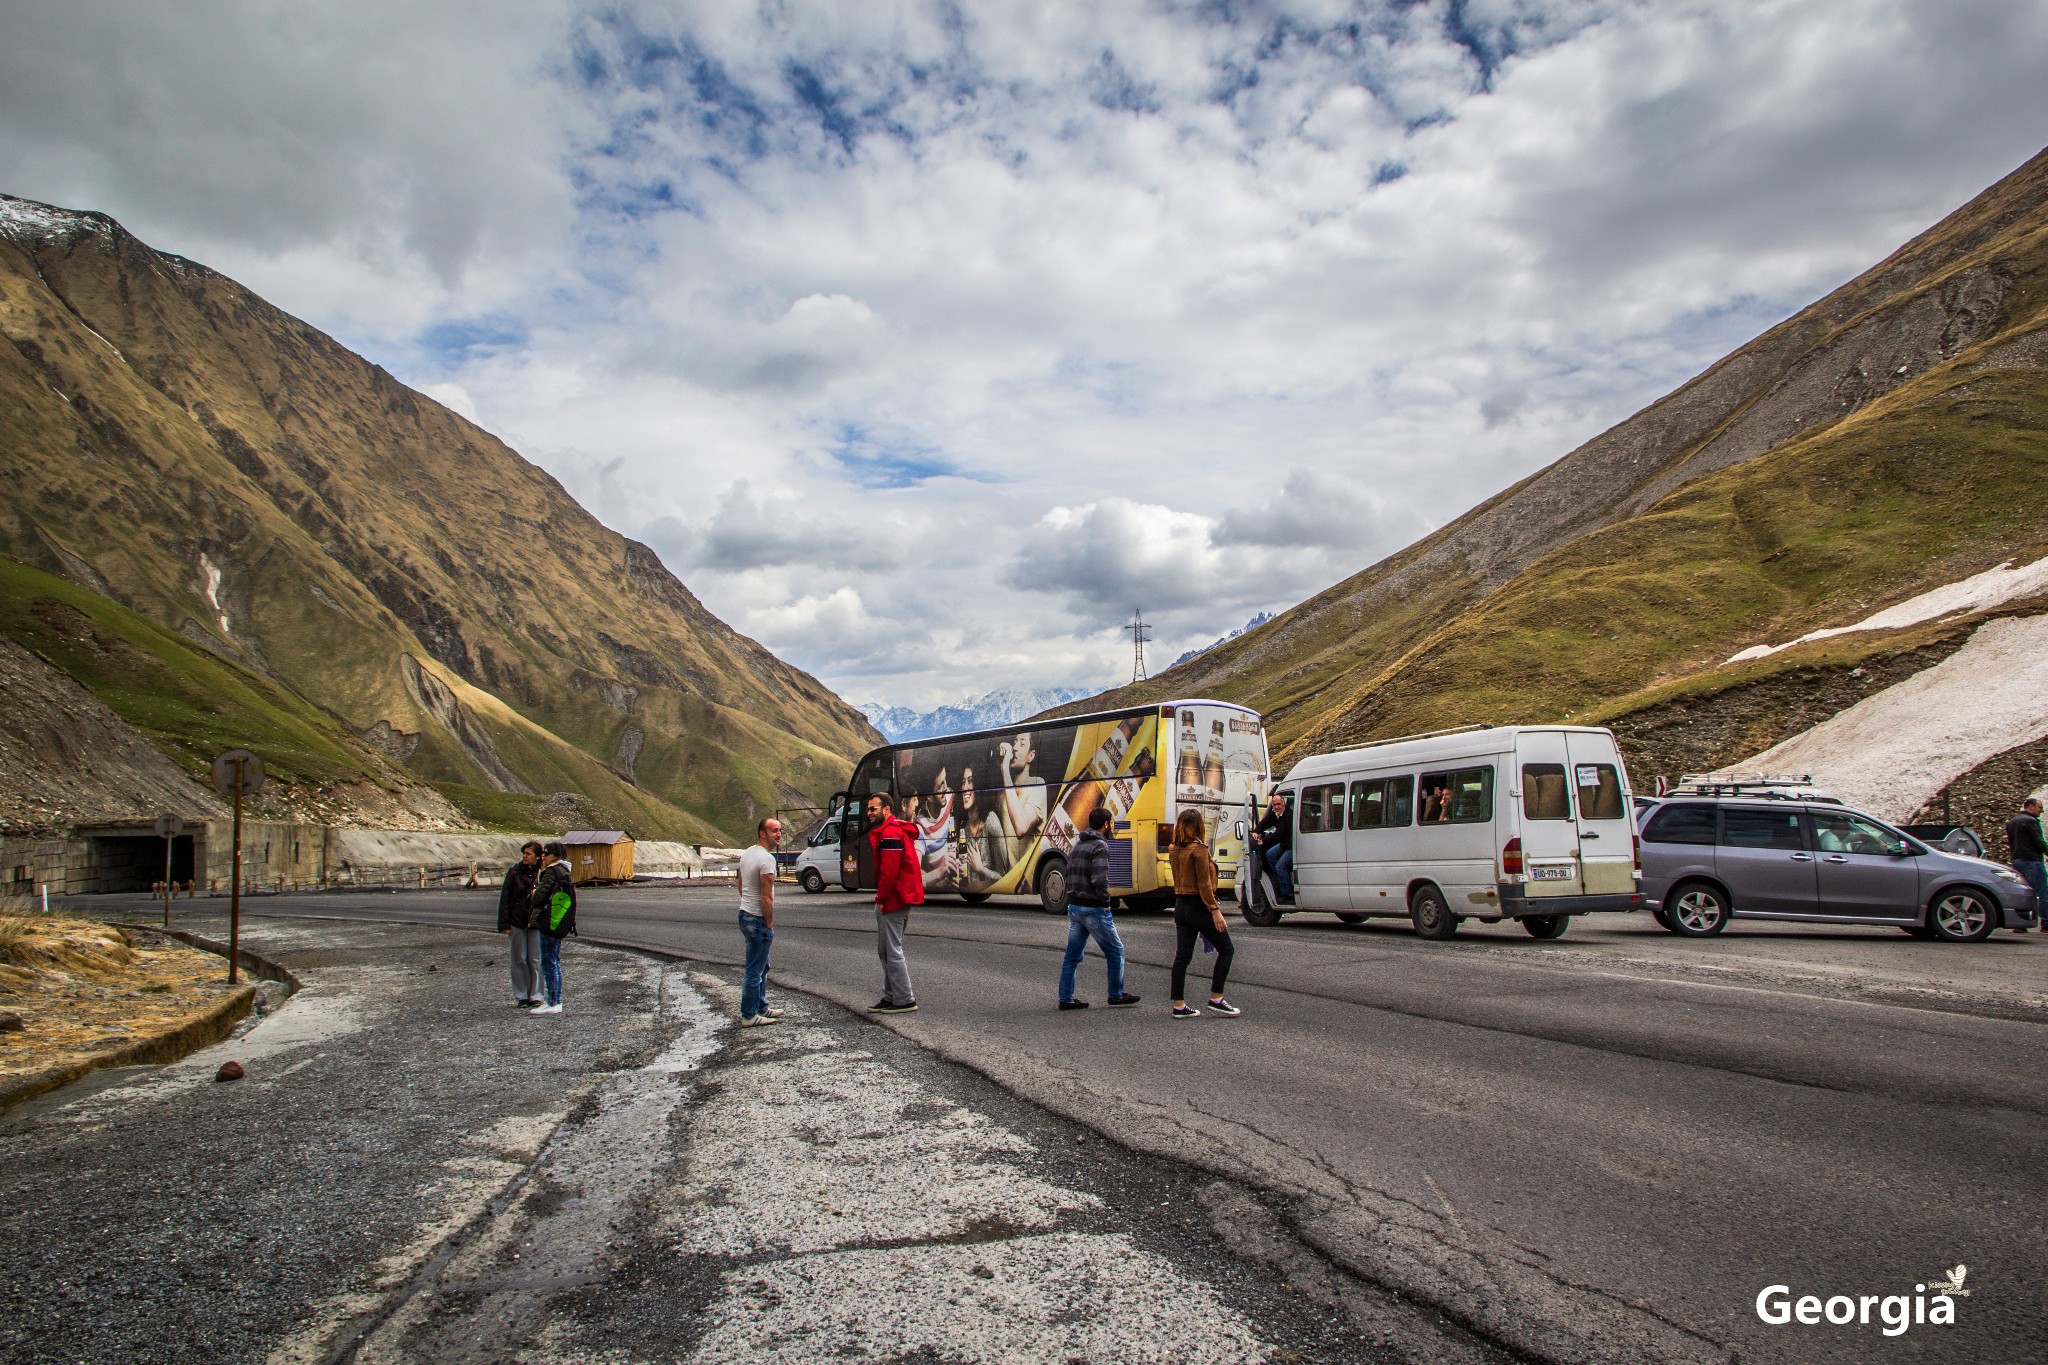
[3,1,2044,709]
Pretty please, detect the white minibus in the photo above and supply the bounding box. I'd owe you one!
[1248,724,1645,938]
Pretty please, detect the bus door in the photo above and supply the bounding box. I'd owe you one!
[1564,732,1634,894]
[1515,732,1584,895]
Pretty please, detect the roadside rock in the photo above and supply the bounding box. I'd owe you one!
[214,1060,244,1082]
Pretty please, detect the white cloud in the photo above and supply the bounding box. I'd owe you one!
[3,0,2045,708]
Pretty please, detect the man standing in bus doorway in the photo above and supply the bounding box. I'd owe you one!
[1253,793,1295,905]
[1059,806,1140,1010]
[737,817,782,1025]
[865,793,923,1013]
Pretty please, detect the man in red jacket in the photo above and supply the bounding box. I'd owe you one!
[865,792,924,1012]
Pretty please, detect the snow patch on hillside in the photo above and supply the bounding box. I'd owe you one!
[0,195,95,242]
[1727,555,2048,663]
[1737,614,2048,820]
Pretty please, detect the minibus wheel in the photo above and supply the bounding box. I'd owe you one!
[799,868,825,894]
[1239,898,1283,927]
[1523,913,1569,939]
[1409,885,1459,940]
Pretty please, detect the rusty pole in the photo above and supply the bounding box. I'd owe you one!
[229,765,244,986]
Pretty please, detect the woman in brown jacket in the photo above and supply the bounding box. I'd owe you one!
[1168,808,1239,1017]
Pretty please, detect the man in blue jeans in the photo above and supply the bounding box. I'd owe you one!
[1253,792,1295,903]
[1059,806,1140,1010]
[2007,797,2048,931]
[737,817,783,1025]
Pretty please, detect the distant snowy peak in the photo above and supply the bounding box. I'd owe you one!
[1174,611,1275,667]
[861,686,1093,742]
[0,194,107,242]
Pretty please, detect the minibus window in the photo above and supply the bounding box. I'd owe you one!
[1300,785,1327,833]
[1421,767,1493,824]
[1349,780,1384,829]
[1387,776,1413,826]
[1575,763,1624,820]
[1521,764,1571,820]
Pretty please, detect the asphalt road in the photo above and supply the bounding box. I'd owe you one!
[105,886,2048,1364]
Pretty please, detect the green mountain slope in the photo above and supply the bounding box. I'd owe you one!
[0,196,881,840]
[1064,146,2048,771]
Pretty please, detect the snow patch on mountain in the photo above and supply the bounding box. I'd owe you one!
[1727,555,2048,663]
[860,686,1092,742]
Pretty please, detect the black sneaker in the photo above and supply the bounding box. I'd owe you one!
[1171,1003,1202,1018]
[1107,993,1142,1007]
[1207,997,1242,1017]
[870,1000,919,1013]
[1059,999,1090,1010]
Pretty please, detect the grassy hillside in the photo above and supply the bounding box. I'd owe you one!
[1057,146,2048,770]
[0,195,880,839]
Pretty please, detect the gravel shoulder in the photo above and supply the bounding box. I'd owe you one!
[0,913,1509,1365]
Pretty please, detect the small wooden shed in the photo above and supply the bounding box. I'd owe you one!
[561,830,635,884]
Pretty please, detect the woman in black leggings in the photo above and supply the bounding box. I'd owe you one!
[1167,808,1239,1017]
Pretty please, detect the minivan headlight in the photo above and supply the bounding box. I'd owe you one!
[1994,867,2025,884]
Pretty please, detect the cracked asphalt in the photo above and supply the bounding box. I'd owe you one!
[143,885,2048,1365]
[1,912,1502,1364]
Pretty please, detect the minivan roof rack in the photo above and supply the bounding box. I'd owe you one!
[1668,772,1843,804]
[1331,722,1493,753]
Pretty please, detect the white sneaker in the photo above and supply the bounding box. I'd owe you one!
[531,1003,562,1015]
[740,1014,780,1027]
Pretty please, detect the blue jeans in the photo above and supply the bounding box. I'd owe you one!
[1060,905,1126,1002]
[739,911,774,1016]
[538,933,563,1007]
[2014,861,2047,922]
[1266,846,1294,898]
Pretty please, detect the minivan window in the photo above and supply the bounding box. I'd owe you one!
[1644,804,1715,845]
[1811,809,1907,857]
[1419,766,1493,824]
[1299,782,1345,833]
[1721,808,1806,851]
[1521,764,1571,821]
[1575,763,1625,820]
[1348,775,1415,829]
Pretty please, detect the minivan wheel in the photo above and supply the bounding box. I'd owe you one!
[1523,913,1569,939]
[1240,897,1283,927]
[1410,885,1459,940]
[1928,888,1997,942]
[1665,882,1730,936]
[799,867,825,894]
[1336,912,1366,924]
[1036,857,1069,914]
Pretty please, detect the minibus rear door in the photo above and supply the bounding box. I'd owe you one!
[1565,733,1635,894]
[1515,732,1584,896]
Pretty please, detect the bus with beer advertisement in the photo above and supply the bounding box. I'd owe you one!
[831,700,1271,912]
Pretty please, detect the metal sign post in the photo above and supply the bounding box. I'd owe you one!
[153,813,184,928]
[212,750,266,985]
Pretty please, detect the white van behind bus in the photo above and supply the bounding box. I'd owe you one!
[1253,724,1644,939]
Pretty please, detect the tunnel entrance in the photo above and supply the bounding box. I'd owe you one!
[82,833,195,893]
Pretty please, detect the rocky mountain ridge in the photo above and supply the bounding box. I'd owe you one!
[0,194,882,840]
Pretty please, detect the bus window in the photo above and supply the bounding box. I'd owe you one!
[1420,767,1493,824]
[1387,775,1413,826]
[1301,784,1328,832]
[1574,763,1624,820]
[1348,780,1384,829]
[1522,764,1571,820]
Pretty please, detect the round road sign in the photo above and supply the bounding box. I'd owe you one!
[154,813,185,839]
[212,749,267,797]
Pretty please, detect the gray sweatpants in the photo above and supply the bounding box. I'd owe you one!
[875,908,914,1005]
[507,928,542,1002]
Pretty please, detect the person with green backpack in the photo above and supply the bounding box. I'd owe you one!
[526,840,577,1014]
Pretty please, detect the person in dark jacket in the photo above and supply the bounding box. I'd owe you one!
[865,793,923,1012]
[1252,793,1295,903]
[497,840,543,1006]
[526,841,576,1014]
[1058,807,1140,1010]
[2007,797,2048,930]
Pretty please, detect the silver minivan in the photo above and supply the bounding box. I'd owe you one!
[1636,795,2038,941]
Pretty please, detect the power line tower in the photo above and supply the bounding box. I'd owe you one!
[1125,609,1152,684]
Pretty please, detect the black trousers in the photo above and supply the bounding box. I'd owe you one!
[1170,894,1234,1000]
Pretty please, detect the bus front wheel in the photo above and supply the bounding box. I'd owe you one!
[1036,857,1069,914]
[1409,885,1459,940]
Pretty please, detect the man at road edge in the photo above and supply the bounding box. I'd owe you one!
[2007,796,2048,931]
[866,793,923,1013]
[738,817,783,1025]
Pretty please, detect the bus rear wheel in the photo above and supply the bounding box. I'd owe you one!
[959,892,990,905]
[1409,885,1459,940]
[1036,857,1068,914]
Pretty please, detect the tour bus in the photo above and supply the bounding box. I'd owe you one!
[1257,724,1645,939]
[829,700,1270,912]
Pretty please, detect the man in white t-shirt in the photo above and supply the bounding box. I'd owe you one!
[737,817,783,1025]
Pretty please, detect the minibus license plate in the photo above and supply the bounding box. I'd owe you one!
[1529,865,1574,881]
